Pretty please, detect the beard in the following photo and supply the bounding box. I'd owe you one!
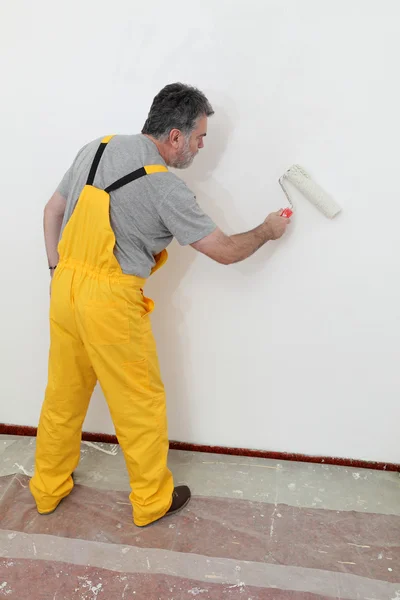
[171,137,198,169]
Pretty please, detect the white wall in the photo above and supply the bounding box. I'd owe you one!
[1,0,399,463]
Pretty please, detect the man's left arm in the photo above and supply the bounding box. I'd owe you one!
[44,191,67,274]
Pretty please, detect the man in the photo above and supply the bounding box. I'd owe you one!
[30,83,290,527]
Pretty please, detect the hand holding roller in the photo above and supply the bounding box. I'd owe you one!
[280,208,293,219]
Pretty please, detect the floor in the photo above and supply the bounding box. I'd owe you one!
[0,435,399,599]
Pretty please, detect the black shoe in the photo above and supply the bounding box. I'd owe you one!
[139,485,191,527]
[166,485,191,517]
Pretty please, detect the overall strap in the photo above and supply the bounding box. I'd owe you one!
[86,135,115,186]
[105,164,168,193]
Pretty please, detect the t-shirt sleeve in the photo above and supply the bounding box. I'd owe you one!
[157,181,217,246]
[56,142,90,198]
[56,166,73,198]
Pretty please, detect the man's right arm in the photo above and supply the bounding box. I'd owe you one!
[191,211,290,265]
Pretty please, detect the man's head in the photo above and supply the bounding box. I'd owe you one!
[142,83,214,169]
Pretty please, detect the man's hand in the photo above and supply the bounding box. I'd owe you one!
[263,210,291,240]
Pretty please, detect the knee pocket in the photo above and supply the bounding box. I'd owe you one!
[123,359,150,399]
[123,361,167,434]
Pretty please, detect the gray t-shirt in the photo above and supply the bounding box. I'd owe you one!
[57,134,216,277]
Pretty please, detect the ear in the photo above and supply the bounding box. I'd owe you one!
[168,128,182,147]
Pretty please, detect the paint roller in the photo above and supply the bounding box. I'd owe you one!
[278,165,342,219]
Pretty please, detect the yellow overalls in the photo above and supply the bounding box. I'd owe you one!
[29,136,174,526]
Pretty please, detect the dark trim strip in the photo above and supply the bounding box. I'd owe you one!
[87,142,107,185]
[105,167,147,193]
[0,423,398,473]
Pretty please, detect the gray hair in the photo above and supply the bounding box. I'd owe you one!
[142,83,214,140]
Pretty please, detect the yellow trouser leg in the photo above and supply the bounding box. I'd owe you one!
[78,284,174,527]
[30,271,97,513]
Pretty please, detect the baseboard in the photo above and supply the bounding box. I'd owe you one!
[1,423,398,472]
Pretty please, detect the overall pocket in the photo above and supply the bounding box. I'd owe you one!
[85,301,130,346]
